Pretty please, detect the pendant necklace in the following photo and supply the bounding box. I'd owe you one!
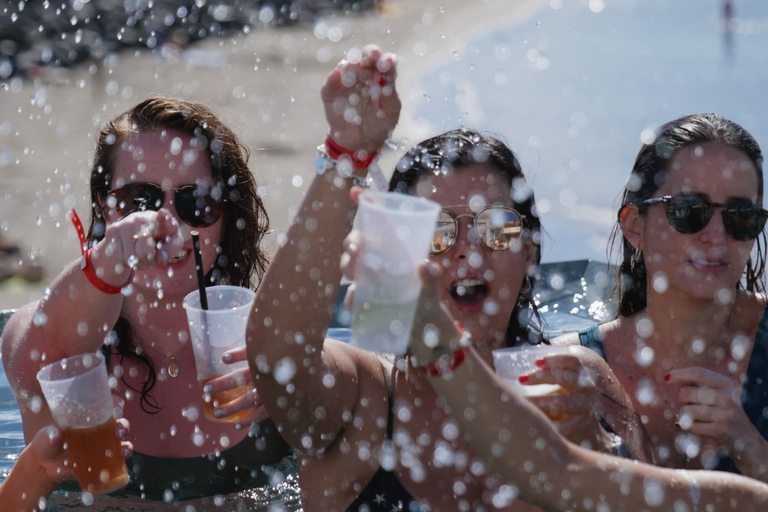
[146,344,187,378]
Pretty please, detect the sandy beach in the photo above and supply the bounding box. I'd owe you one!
[0,0,543,310]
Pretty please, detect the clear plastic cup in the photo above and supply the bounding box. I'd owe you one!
[183,285,255,423]
[36,351,129,495]
[351,191,441,355]
[492,345,579,420]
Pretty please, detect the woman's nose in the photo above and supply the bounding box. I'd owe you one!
[699,209,728,245]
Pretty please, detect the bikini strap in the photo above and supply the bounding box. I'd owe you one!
[381,361,395,440]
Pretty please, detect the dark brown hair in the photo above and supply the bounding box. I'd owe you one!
[611,113,765,317]
[88,97,270,411]
[389,128,544,346]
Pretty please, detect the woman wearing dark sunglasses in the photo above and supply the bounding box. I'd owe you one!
[2,96,291,505]
[1,50,389,505]
[546,113,768,481]
[246,41,624,506]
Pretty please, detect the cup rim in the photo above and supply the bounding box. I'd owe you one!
[36,350,106,384]
[182,284,256,312]
[359,190,441,214]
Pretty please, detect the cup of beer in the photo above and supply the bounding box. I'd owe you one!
[492,345,579,420]
[350,191,441,355]
[36,351,129,495]
[183,285,255,423]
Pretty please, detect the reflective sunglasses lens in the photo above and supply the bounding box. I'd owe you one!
[723,204,767,241]
[665,195,710,234]
[175,186,224,228]
[431,212,457,254]
[113,185,163,217]
[475,208,523,251]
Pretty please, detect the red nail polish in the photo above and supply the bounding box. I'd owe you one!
[534,358,546,368]
[378,74,387,87]
[518,375,529,383]
[664,374,670,381]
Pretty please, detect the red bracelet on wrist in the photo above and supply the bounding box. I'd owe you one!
[423,346,469,377]
[69,209,123,295]
[324,134,380,169]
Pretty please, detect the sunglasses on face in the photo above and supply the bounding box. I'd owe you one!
[431,206,526,255]
[642,193,768,241]
[106,182,227,228]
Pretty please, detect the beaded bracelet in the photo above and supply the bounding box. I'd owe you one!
[423,346,469,377]
[69,209,123,295]
[421,330,473,377]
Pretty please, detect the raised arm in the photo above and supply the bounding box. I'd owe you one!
[246,45,400,453]
[2,208,183,440]
[409,263,768,511]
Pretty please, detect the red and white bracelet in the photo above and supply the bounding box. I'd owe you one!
[69,209,123,295]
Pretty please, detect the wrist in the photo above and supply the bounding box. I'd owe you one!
[414,330,473,377]
[69,210,129,294]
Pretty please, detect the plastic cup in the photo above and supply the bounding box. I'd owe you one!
[492,345,579,420]
[183,285,255,423]
[351,191,441,355]
[36,351,129,495]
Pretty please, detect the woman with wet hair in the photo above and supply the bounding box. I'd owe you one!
[3,96,289,504]
[548,114,768,480]
[388,128,543,348]
[246,43,630,510]
[2,51,386,504]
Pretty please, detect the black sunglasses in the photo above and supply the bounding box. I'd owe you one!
[432,206,526,255]
[642,193,768,241]
[106,182,227,228]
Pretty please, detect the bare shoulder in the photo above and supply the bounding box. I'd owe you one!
[551,331,580,346]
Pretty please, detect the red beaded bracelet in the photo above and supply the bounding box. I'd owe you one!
[69,209,123,295]
[423,346,469,377]
[324,134,380,169]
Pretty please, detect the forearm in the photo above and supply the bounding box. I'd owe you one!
[729,426,768,482]
[38,257,124,353]
[427,352,768,510]
[247,170,359,448]
[0,446,58,512]
[426,349,571,507]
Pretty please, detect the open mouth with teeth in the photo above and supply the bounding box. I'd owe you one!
[448,278,489,307]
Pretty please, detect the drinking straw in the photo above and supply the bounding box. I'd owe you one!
[191,230,209,310]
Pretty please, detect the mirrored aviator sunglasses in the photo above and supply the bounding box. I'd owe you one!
[431,206,526,255]
[643,193,768,241]
[107,182,227,228]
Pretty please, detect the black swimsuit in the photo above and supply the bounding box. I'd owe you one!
[346,362,429,512]
[119,418,294,501]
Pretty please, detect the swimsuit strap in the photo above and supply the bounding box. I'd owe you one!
[381,360,395,440]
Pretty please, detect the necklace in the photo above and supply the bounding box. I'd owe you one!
[145,344,187,378]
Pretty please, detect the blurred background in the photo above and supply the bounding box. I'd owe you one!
[0,0,766,309]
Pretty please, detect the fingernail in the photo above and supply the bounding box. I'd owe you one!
[518,375,529,383]
[664,374,670,381]
[213,409,223,418]
[203,384,212,393]
[121,446,131,458]
[223,354,232,363]
[161,250,169,262]
[378,74,387,87]
[534,358,546,368]
[117,427,126,438]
